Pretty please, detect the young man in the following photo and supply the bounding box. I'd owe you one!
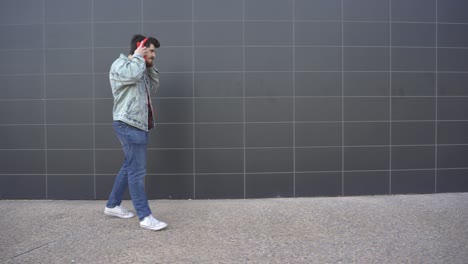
[104,34,167,231]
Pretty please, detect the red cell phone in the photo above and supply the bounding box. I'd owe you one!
[136,38,149,59]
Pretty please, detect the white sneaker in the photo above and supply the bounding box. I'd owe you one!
[140,215,168,231]
[104,205,135,219]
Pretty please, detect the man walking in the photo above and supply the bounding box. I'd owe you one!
[104,34,167,231]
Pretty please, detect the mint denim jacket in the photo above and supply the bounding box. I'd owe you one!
[109,54,159,131]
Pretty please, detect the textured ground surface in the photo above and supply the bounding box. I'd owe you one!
[1,193,467,263]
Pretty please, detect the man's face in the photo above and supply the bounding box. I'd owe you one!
[145,44,156,67]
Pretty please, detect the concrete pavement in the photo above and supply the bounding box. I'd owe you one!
[1,193,467,263]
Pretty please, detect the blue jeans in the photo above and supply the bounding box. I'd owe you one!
[106,121,152,220]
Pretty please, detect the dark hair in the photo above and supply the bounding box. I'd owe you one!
[129,34,160,55]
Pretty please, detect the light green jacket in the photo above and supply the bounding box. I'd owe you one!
[109,53,159,131]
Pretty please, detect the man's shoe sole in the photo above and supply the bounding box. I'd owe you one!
[140,222,168,231]
[104,210,135,219]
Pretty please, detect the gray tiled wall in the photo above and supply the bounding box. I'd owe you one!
[1,0,467,200]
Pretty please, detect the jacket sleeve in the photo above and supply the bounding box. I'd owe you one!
[110,55,146,86]
[146,66,160,93]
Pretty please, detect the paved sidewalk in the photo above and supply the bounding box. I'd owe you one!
[1,193,467,264]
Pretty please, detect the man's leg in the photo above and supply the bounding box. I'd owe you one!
[123,126,152,221]
[106,122,131,207]
[104,121,135,218]
[106,160,128,208]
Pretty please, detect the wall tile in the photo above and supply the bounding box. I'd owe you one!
[0,175,46,199]
[143,0,192,21]
[195,72,243,97]
[391,0,436,22]
[245,21,293,46]
[344,22,390,46]
[438,121,468,145]
[437,169,468,193]
[344,97,390,121]
[392,170,435,194]
[143,22,192,47]
[0,50,43,74]
[0,75,44,100]
[246,173,293,198]
[392,146,435,170]
[437,0,468,23]
[245,47,293,71]
[245,0,293,20]
[0,0,43,25]
[391,73,435,96]
[344,146,390,170]
[295,172,342,197]
[195,174,243,199]
[195,123,243,148]
[245,123,293,147]
[296,147,342,172]
[295,22,342,46]
[48,175,94,199]
[93,0,141,22]
[391,122,435,145]
[296,98,342,122]
[392,23,436,47]
[45,0,91,23]
[344,122,390,146]
[195,47,243,71]
[295,47,342,71]
[94,22,140,48]
[195,149,243,173]
[0,151,45,174]
[0,24,43,49]
[295,0,341,21]
[147,174,194,199]
[194,0,243,20]
[47,150,94,174]
[296,72,342,96]
[344,47,389,71]
[295,122,342,147]
[0,125,45,149]
[0,101,44,124]
[46,23,92,48]
[246,148,293,173]
[195,98,242,123]
[344,72,390,96]
[245,98,293,122]
[194,22,242,46]
[343,0,390,21]
[344,171,389,196]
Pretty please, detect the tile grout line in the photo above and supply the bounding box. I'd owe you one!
[141,0,145,197]
[5,19,468,25]
[389,0,392,195]
[292,0,296,197]
[42,0,48,199]
[141,0,144,33]
[192,0,196,199]
[3,70,468,76]
[4,142,468,151]
[6,45,468,51]
[242,0,246,199]
[92,0,96,199]
[0,167,466,177]
[435,0,439,193]
[2,119,468,126]
[3,142,468,151]
[3,95,468,102]
[341,0,345,196]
